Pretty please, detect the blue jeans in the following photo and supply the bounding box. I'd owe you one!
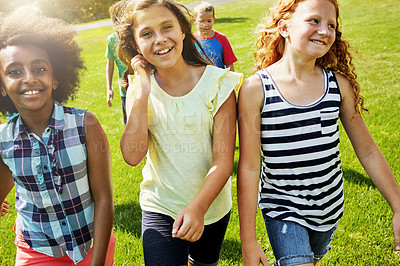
[263,214,336,266]
[142,210,230,266]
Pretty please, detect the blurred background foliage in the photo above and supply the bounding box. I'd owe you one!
[0,0,117,23]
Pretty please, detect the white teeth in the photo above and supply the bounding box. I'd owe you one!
[312,40,325,45]
[23,90,40,95]
[156,48,171,55]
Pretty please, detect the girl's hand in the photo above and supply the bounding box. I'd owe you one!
[0,200,10,219]
[242,240,270,266]
[172,205,205,242]
[393,212,400,251]
[131,54,151,98]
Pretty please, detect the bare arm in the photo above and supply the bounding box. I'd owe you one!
[172,91,237,242]
[237,75,269,265]
[106,59,115,107]
[120,55,151,166]
[84,112,114,266]
[0,158,14,220]
[338,74,400,251]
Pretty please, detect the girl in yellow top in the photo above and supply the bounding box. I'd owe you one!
[118,0,242,265]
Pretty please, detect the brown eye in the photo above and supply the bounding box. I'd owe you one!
[142,31,153,38]
[34,67,46,73]
[163,25,173,30]
[9,69,22,76]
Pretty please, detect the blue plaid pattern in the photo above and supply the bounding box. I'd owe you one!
[0,102,94,264]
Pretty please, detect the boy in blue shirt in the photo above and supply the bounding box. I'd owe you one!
[193,1,237,71]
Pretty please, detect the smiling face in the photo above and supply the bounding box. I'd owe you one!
[133,5,186,71]
[0,44,58,115]
[281,0,337,60]
[194,11,215,38]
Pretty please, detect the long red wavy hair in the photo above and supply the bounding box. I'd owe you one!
[254,0,368,114]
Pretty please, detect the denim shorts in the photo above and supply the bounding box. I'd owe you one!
[263,213,336,266]
[142,210,230,266]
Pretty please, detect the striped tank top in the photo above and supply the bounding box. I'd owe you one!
[258,68,344,232]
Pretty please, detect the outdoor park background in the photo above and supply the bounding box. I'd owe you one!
[1,0,400,264]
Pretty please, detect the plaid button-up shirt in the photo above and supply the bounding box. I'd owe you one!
[0,102,94,263]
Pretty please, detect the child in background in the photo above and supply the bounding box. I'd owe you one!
[237,0,400,265]
[193,1,237,71]
[106,0,129,124]
[0,7,115,265]
[118,0,242,265]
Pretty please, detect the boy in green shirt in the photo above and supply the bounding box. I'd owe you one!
[105,1,128,124]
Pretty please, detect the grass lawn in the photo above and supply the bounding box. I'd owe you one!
[1,0,400,265]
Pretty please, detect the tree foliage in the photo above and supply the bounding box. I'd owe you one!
[0,0,117,23]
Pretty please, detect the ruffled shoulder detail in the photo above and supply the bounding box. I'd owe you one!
[201,65,243,117]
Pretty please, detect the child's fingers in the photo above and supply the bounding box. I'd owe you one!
[0,202,10,219]
[178,226,194,241]
[174,223,190,239]
[131,55,148,71]
[176,227,198,242]
[187,227,203,242]
[172,214,184,237]
[174,221,204,242]
[261,255,270,265]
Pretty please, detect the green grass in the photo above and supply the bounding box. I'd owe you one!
[1,0,400,265]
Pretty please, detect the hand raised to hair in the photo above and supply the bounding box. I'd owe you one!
[131,54,152,99]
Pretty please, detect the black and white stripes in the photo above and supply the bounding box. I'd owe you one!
[258,68,344,232]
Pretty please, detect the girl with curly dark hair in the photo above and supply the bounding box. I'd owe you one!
[0,7,115,265]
